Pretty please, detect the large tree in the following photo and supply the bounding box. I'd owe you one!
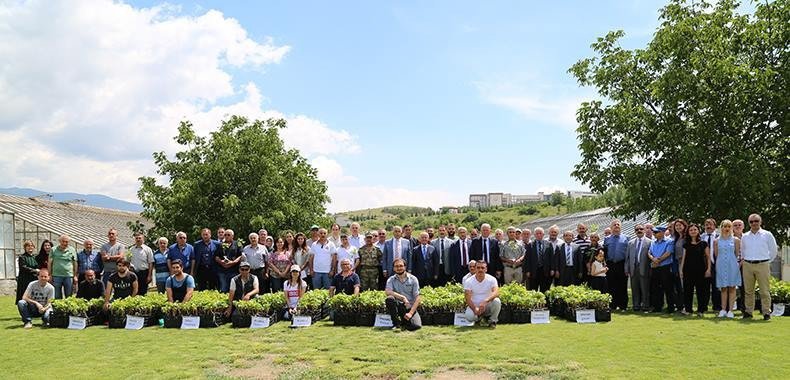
[569,0,788,241]
[137,116,332,240]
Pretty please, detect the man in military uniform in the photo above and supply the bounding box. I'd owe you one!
[357,233,383,291]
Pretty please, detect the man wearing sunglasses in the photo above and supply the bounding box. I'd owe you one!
[224,262,259,318]
[740,214,778,320]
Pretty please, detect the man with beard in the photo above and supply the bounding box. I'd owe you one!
[385,258,422,331]
[103,260,138,311]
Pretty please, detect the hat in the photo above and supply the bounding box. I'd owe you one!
[290,264,301,272]
[310,224,320,230]
[239,261,251,268]
[364,232,373,238]
[652,226,667,233]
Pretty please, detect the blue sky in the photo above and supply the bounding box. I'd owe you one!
[0,0,668,212]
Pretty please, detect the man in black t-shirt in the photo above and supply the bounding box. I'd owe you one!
[76,269,105,300]
[329,259,360,297]
[103,259,139,311]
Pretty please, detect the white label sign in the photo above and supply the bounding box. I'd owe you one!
[291,315,311,327]
[181,316,200,329]
[530,310,550,324]
[250,316,271,329]
[453,312,475,327]
[575,309,596,323]
[125,315,145,330]
[373,313,393,327]
[67,316,87,330]
[772,304,785,317]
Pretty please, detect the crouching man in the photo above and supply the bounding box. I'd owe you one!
[384,258,422,331]
[18,269,55,329]
[463,261,501,328]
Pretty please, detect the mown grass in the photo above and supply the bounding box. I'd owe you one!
[1,295,788,379]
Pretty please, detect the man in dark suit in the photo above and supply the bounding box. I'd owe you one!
[411,232,439,286]
[449,227,472,283]
[555,231,584,286]
[469,223,502,281]
[524,227,555,291]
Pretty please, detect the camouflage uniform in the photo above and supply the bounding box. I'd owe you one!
[358,245,383,291]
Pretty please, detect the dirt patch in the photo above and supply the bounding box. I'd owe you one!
[416,369,496,380]
[222,355,290,380]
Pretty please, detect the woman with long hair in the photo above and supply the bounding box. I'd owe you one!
[671,219,688,312]
[715,220,742,318]
[36,239,52,269]
[679,224,711,316]
[292,233,311,289]
[268,238,292,292]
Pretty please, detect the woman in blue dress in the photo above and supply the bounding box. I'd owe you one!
[714,220,742,318]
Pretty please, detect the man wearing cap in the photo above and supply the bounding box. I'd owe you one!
[306,225,320,247]
[357,233,383,291]
[385,258,422,331]
[224,262,259,318]
[499,227,525,285]
[648,226,675,313]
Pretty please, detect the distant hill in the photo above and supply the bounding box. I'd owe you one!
[0,187,143,212]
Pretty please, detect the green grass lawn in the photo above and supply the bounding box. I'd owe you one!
[2,295,788,380]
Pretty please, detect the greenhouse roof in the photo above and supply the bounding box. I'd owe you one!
[0,193,148,246]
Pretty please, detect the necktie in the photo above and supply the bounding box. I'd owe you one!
[636,239,642,264]
[395,239,401,260]
[439,239,444,264]
[422,246,427,260]
[707,234,714,263]
[462,240,468,266]
[537,241,543,267]
[484,239,489,263]
[566,245,572,266]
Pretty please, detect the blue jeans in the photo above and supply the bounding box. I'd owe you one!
[312,272,331,289]
[17,300,52,325]
[217,272,236,293]
[52,276,74,299]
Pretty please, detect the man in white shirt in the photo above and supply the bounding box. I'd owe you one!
[307,228,337,290]
[348,222,363,248]
[740,214,778,320]
[463,261,501,328]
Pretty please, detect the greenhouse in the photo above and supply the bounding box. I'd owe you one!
[0,193,145,294]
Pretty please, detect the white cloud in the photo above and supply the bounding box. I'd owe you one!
[0,0,466,213]
[475,81,587,130]
[0,0,359,205]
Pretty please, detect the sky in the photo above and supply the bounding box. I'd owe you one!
[0,0,668,213]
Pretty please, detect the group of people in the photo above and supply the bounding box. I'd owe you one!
[14,213,780,329]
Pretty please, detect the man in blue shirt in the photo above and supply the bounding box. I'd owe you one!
[604,220,629,310]
[648,226,675,313]
[193,228,220,291]
[77,238,103,282]
[167,232,195,275]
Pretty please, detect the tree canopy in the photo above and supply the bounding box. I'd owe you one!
[137,116,332,240]
[569,0,788,240]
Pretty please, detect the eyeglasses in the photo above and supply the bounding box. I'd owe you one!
[636,228,644,231]
[749,220,760,224]
[177,236,186,239]
[239,268,250,271]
